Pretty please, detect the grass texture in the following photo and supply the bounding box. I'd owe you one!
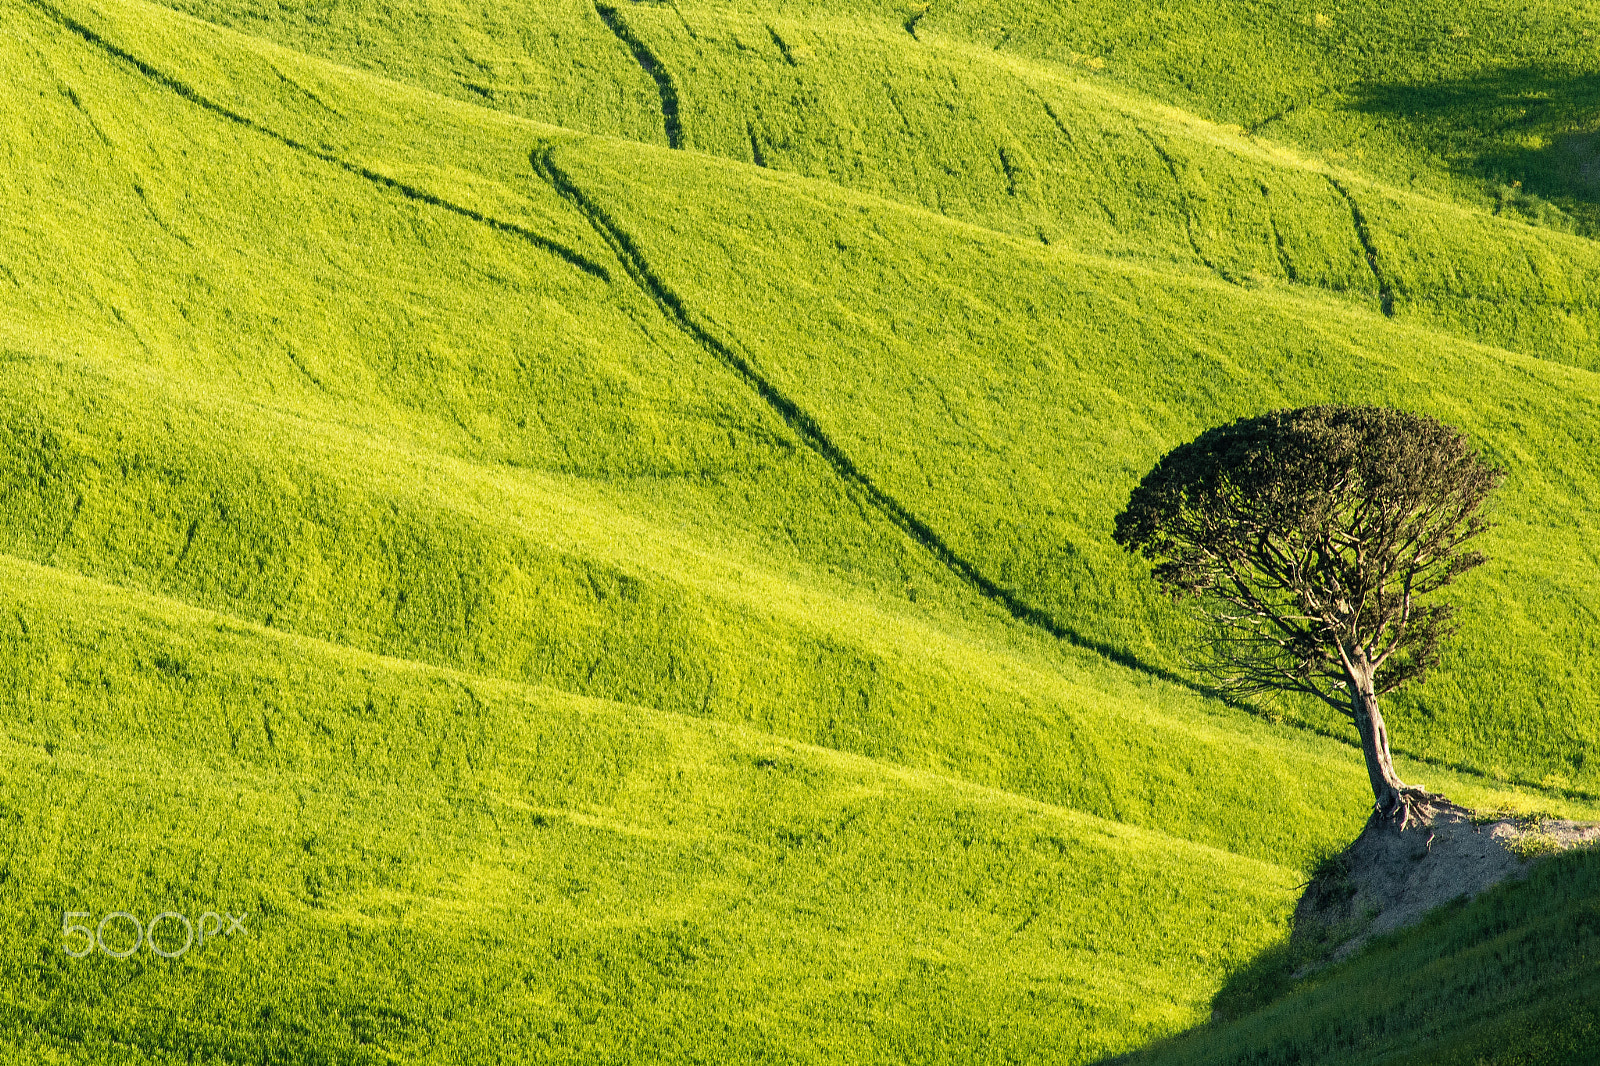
[1126,846,1600,1064]
[0,0,1597,1060]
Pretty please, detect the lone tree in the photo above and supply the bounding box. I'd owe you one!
[1113,406,1503,829]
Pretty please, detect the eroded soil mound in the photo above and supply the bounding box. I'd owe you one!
[1293,809,1600,966]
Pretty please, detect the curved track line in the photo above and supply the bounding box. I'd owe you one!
[1135,125,1217,273]
[765,24,798,67]
[594,2,684,150]
[28,0,612,283]
[533,145,1200,690]
[1327,176,1395,316]
[904,4,929,40]
[1264,189,1299,282]
[1245,86,1336,138]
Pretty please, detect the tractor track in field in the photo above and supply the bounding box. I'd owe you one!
[1245,86,1337,138]
[1135,125,1222,276]
[746,121,768,168]
[39,0,1241,697]
[26,0,613,284]
[1260,183,1299,282]
[904,3,930,41]
[1033,94,1076,147]
[594,1,684,150]
[533,146,1199,689]
[765,24,799,67]
[1327,176,1396,316]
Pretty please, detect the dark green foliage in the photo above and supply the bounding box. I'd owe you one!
[1113,406,1502,707]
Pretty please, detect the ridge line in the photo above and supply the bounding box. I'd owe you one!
[0,553,1303,871]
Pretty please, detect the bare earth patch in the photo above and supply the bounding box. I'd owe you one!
[1291,809,1600,968]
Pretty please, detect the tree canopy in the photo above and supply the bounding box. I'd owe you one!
[1113,405,1503,825]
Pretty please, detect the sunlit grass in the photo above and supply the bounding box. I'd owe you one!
[0,0,1597,1059]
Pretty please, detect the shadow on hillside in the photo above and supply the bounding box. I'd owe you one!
[1345,67,1600,231]
[1089,845,1600,1064]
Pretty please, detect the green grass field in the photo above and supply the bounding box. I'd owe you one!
[1,0,1597,1060]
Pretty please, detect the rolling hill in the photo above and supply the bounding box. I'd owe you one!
[1,0,1597,1060]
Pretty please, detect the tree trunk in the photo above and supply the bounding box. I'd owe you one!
[1347,659,1410,816]
[1345,664,1467,830]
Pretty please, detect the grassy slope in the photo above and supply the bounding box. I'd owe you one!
[551,135,1600,792]
[1123,846,1600,1065]
[0,556,1301,1064]
[0,0,1597,1060]
[0,0,1403,869]
[147,0,1600,373]
[924,0,1600,213]
[37,0,1600,795]
[0,3,1362,1059]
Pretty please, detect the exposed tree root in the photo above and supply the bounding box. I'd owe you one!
[1374,786,1470,833]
